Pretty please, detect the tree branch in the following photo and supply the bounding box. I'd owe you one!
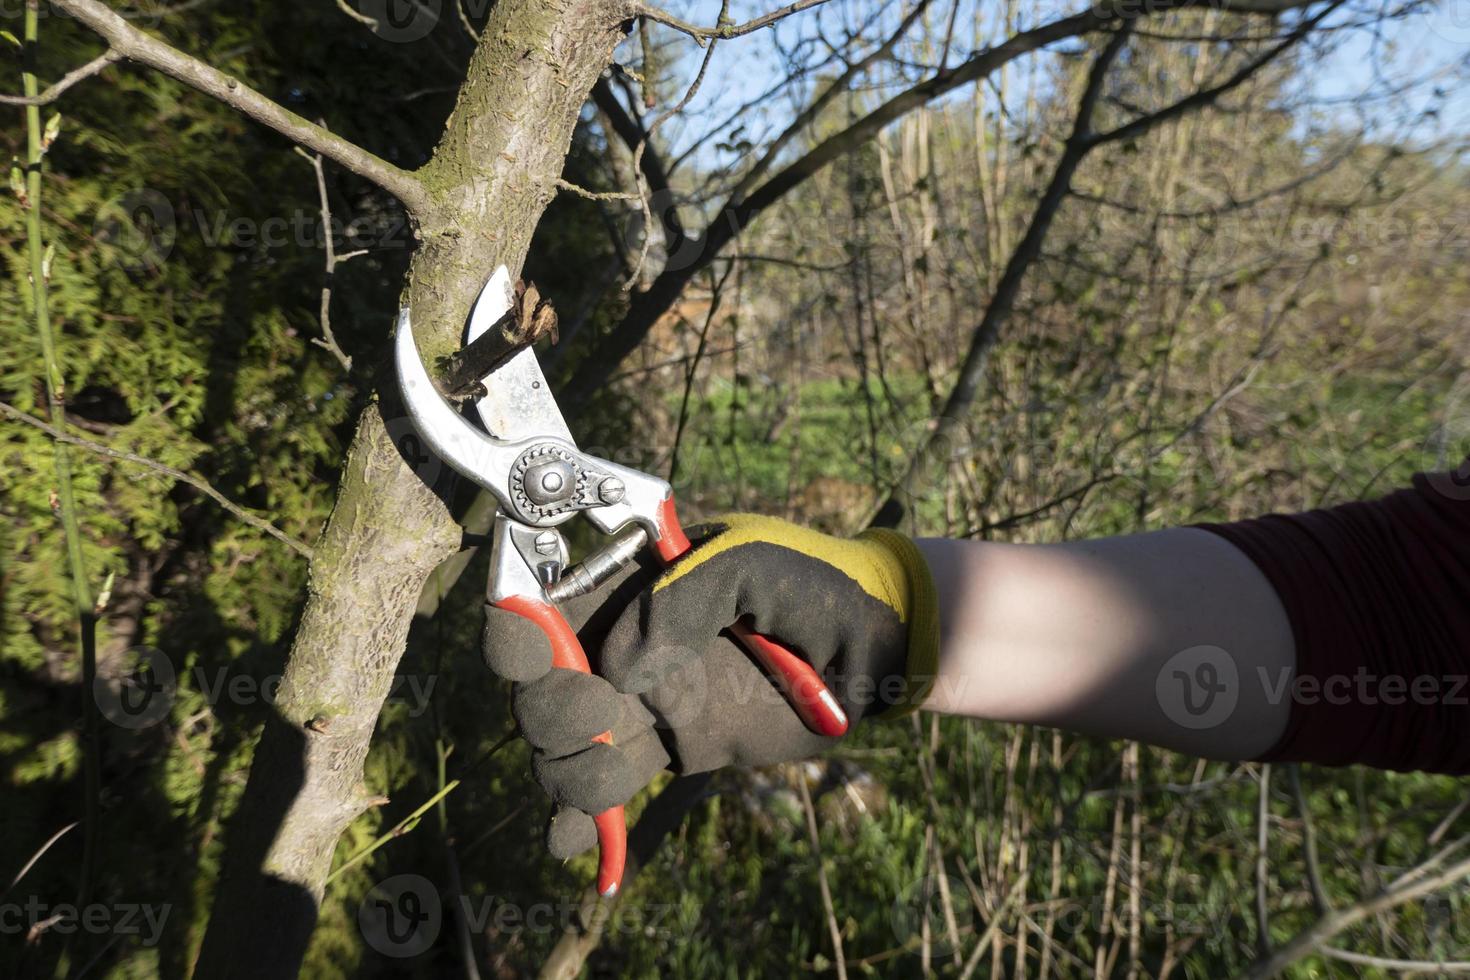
[48,0,430,213]
[19,3,101,936]
[555,177,640,202]
[624,0,728,286]
[563,0,1327,406]
[876,22,1133,520]
[296,147,361,372]
[561,0,1133,405]
[0,49,121,105]
[876,3,1336,520]
[1321,949,1470,973]
[635,0,835,44]
[0,402,315,559]
[591,76,683,241]
[1236,849,1470,980]
[1088,1,1342,149]
[730,0,937,203]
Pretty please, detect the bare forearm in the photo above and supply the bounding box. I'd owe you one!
[917,529,1294,760]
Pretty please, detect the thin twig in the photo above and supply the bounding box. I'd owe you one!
[333,0,377,29]
[51,0,428,211]
[958,875,1029,980]
[1255,764,1272,956]
[3,822,79,899]
[624,0,729,288]
[636,0,835,45]
[326,779,462,884]
[20,3,99,936]
[796,771,847,980]
[0,49,122,106]
[555,178,640,201]
[1321,949,1470,972]
[0,402,314,558]
[1236,851,1470,979]
[296,146,359,371]
[1288,765,1331,915]
[456,0,477,39]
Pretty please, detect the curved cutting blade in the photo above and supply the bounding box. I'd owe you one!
[465,266,574,446]
[394,305,522,501]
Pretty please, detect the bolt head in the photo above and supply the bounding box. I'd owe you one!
[533,531,559,556]
[598,477,626,505]
[524,460,575,506]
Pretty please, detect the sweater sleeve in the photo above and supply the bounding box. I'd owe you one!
[1195,461,1470,775]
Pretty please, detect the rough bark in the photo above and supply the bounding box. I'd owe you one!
[193,3,631,976]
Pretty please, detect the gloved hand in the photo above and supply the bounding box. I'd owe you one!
[482,513,940,859]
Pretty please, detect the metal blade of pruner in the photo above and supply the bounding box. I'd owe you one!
[463,266,574,446]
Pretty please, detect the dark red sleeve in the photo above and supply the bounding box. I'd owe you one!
[1195,461,1470,775]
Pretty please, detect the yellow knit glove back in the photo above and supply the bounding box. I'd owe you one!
[627,513,941,718]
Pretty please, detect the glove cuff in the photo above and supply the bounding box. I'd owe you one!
[858,529,940,718]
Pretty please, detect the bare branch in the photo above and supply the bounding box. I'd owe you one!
[636,0,835,45]
[296,147,358,372]
[49,0,429,213]
[1090,2,1344,149]
[731,0,937,203]
[333,0,378,30]
[564,0,1330,405]
[1321,949,1470,973]
[626,0,728,287]
[592,76,683,242]
[1237,851,1470,979]
[0,402,315,559]
[1288,765,1331,915]
[876,23,1134,520]
[796,772,848,980]
[1255,764,1272,957]
[0,50,122,106]
[555,178,640,201]
[3,822,78,898]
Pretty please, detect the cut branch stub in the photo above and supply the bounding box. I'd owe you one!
[439,280,560,398]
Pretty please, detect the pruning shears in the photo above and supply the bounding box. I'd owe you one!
[395,267,849,898]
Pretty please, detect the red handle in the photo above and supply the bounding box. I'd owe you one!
[653,497,850,738]
[494,594,627,898]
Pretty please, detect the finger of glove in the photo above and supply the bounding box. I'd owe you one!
[545,805,598,860]
[513,669,622,756]
[513,669,655,757]
[482,603,553,683]
[653,638,840,773]
[601,543,848,694]
[531,728,670,815]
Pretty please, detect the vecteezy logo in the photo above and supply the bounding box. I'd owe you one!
[93,189,176,273]
[359,874,441,958]
[888,874,975,958]
[1421,376,1470,502]
[1156,645,1239,730]
[354,0,441,42]
[383,415,443,487]
[94,646,176,730]
[1428,0,1470,44]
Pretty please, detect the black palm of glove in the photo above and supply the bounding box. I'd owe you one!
[482,514,939,860]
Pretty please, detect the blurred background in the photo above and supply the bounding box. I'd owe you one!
[2,0,1468,975]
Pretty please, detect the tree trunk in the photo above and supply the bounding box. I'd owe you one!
[194,4,630,976]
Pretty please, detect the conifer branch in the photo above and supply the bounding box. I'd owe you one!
[0,403,316,559]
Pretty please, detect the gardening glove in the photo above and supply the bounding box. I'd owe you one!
[482,513,940,860]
